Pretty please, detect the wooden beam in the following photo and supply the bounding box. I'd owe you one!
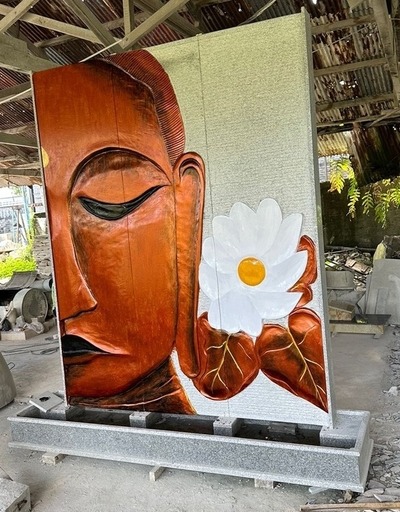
[311,14,375,35]
[123,0,135,35]
[316,92,394,112]
[63,0,124,52]
[36,17,121,48]
[5,161,40,169]
[0,33,57,73]
[135,0,200,37]
[301,501,400,511]
[7,22,49,60]
[1,123,35,135]
[37,6,197,48]
[0,0,39,33]
[0,155,23,163]
[36,15,149,48]
[317,111,400,128]
[0,4,103,44]
[0,82,31,103]
[120,0,191,49]
[314,57,387,77]
[0,168,41,177]
[0,133,37,148]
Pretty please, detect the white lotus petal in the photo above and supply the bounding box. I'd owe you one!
[263,213,303,266]
[212,215,241,257]
[199,261,236,301]
[258,251,307,292]
[208,296,240,333]
[229,202,258,254]
[202,237,236,273]
[256,198,283,256]
[248,291,302,320]
[208,290,263,336]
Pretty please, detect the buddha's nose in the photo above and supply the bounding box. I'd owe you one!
[54,262,97,321]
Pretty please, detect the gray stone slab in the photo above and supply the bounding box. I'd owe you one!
[0,354,16,410]
[149,12,335,427]
[326,271,354,290]
[320,409,365,448]
[366,260,400,324]
[8,408,372,492]
[0,478,30,512]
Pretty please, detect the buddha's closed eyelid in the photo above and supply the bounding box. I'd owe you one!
[79,185,165,220]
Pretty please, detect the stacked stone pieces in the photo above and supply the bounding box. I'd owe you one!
[32,235,52,276]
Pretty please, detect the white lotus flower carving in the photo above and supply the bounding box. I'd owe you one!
[199,199,307,337]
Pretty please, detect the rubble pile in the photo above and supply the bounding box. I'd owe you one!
[325,249,373,288]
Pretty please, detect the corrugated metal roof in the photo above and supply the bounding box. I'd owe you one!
[318,130,351,155]
[0,0,398,185]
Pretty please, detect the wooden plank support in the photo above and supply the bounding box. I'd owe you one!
[63,0,124,52]
[300,502,400,511]
[0,4,104,44]
[149,465,166,481]
[123,0,135,35]
[0,0,39,33]
[311,14,375,35]
[41,452,66,465]
[314,57,387,77]
[0,33,57,73]
[120,0,192,49]
[254,478,276,488]
[0,133,37,149]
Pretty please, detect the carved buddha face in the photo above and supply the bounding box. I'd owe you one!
[33,52,205,408]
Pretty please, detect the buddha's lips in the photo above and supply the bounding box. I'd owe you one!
[61,334,108,356]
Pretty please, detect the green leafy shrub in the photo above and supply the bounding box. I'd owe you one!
[328,155,400,227]
[0,255,36,279]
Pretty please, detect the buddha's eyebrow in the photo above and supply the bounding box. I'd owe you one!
[79,185,165,221]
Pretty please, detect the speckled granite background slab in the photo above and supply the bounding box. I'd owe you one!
[151,12,334,426]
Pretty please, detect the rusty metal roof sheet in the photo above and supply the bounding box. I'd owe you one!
[0,0,397,184]
[318,130,351,155]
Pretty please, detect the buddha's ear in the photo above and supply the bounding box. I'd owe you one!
[173,152,205,378]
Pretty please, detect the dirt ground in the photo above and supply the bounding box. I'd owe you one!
[0,326,399,511]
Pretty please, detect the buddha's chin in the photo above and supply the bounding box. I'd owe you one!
[63,351,159,397]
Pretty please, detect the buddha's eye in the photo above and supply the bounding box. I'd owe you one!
[79,185,164,220]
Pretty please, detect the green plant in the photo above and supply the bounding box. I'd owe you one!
[328,155,400,227]
[0,255,36,279]
[328,155,360,219]
[361,177,400,227]
[328,156,349,194]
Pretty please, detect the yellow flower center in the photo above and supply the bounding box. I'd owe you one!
[237,257,266,286]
